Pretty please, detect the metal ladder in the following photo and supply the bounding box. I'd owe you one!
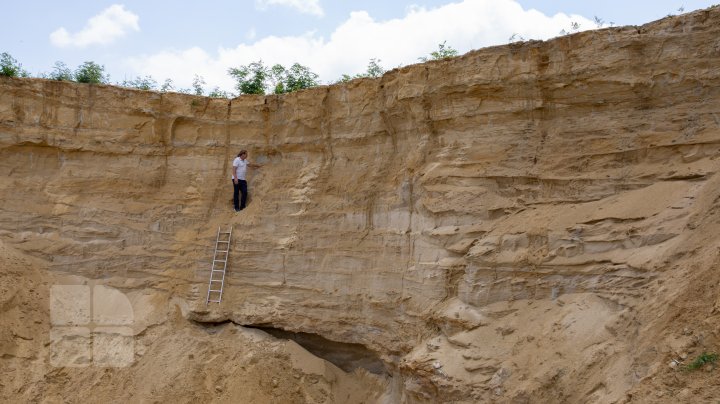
[206,226,232,304]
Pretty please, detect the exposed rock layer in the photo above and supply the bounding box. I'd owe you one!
[2,6,720,402]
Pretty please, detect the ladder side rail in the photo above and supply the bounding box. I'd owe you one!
[206,226,222,305]
[217,226,232,303]
[205,258,218,304]
[211,226,222,263]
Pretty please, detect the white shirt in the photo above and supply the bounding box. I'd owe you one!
[232,157,248,180]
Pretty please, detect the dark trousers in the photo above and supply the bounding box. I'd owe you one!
[233,180,248,210]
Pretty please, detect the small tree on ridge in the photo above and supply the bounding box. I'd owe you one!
[75,61,108,84]
[228,61,269,95]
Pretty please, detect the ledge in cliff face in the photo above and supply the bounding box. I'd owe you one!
[2,6,720,402]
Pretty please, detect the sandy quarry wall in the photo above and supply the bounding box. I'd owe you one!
[2,6,720,402]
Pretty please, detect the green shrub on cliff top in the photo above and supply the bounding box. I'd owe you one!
[418,41,459,62]
[74,61,108,84]
[0,52,29,77]
[120,75,157,90]
[192,74,206,96]
[48,61,74,81]
[271,63,320,94]
[228,61,270,95]
[228,60,320,95]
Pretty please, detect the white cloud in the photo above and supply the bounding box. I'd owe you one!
[255,0,324,17]
[50,4,140,48]
[126,0,592,91]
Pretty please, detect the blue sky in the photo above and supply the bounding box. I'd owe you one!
[2,1,717,93]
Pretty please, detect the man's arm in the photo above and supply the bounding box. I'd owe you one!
[231,163,238,183]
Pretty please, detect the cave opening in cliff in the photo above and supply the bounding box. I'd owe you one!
[189,319,388,375]
[250,326,388,375]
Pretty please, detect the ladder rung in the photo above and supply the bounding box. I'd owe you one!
[217,240,230,243]
[208,300,221,303]
[210,279,223,282]
[208,289,223,293]
[214,259,226,262]
[212,269,225,272]
[220,232,231,234]
[216,250,228,253]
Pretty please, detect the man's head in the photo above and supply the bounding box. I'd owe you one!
[238,150,248,159]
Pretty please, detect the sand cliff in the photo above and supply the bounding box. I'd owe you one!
[2,6,720,403]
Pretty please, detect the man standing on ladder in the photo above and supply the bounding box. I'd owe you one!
[231,149,261,212]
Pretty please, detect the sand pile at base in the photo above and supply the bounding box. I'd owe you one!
[0,240,53,400]
[32,321,389,404]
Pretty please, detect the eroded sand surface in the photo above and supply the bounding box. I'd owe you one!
[2,6,720,403]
